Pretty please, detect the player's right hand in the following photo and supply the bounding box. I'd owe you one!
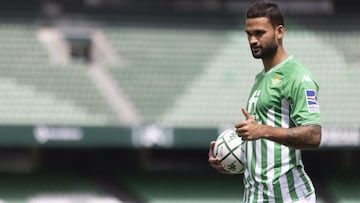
[208,141,233,175]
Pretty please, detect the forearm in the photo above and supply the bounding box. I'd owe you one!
[262,125,322,149]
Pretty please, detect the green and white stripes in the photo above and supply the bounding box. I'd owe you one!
[242,56,319,202]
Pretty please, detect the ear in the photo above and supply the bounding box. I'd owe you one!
[276,25,285,40]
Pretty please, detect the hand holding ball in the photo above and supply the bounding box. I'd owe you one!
[213,129,245,174]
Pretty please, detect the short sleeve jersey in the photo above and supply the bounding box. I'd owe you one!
[242,55,321,203]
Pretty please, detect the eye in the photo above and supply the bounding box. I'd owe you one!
[245,30,265,38]
[254,30,265,37]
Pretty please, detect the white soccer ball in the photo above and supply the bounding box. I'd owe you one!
[213,128,245,174]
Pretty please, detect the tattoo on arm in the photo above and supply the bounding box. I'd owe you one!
[285,125,322,149]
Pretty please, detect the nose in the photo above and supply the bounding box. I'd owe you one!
[249,35,258,45]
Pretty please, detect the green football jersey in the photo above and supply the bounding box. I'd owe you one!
[243,55,321,203]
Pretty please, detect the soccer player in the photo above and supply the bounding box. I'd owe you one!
[208,1,322,203]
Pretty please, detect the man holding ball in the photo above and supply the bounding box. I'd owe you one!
[208,1,322,203]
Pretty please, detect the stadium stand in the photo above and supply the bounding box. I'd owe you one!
[0,18,119,126]
[1,13,360,129]
[102,17,251,128]
[101,13,360,130]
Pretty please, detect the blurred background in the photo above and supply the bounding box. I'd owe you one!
[0,0,359,202]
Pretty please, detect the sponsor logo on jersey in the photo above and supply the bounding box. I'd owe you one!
[305,90,320,112]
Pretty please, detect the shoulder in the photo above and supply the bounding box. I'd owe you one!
[282,57,318,84]
[283,58,312,75]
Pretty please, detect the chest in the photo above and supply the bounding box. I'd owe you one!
[246,74,287,116]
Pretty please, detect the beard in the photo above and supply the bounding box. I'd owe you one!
[250,38,278,59]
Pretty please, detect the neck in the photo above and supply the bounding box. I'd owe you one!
[262,47,288,72]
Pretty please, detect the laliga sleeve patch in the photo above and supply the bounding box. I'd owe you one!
[305,90,320,113]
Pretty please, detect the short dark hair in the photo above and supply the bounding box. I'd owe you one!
[246,1,284,28]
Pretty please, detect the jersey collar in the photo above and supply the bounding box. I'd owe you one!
[262,55,294,75]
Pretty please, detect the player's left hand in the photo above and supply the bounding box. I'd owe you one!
[208,141,233,175]
[235,108,264,140]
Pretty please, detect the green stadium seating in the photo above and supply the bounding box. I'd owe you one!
[1,14,360,129]
[103,16,360,128]
[0,20,119,126]
[104,24,242,127]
